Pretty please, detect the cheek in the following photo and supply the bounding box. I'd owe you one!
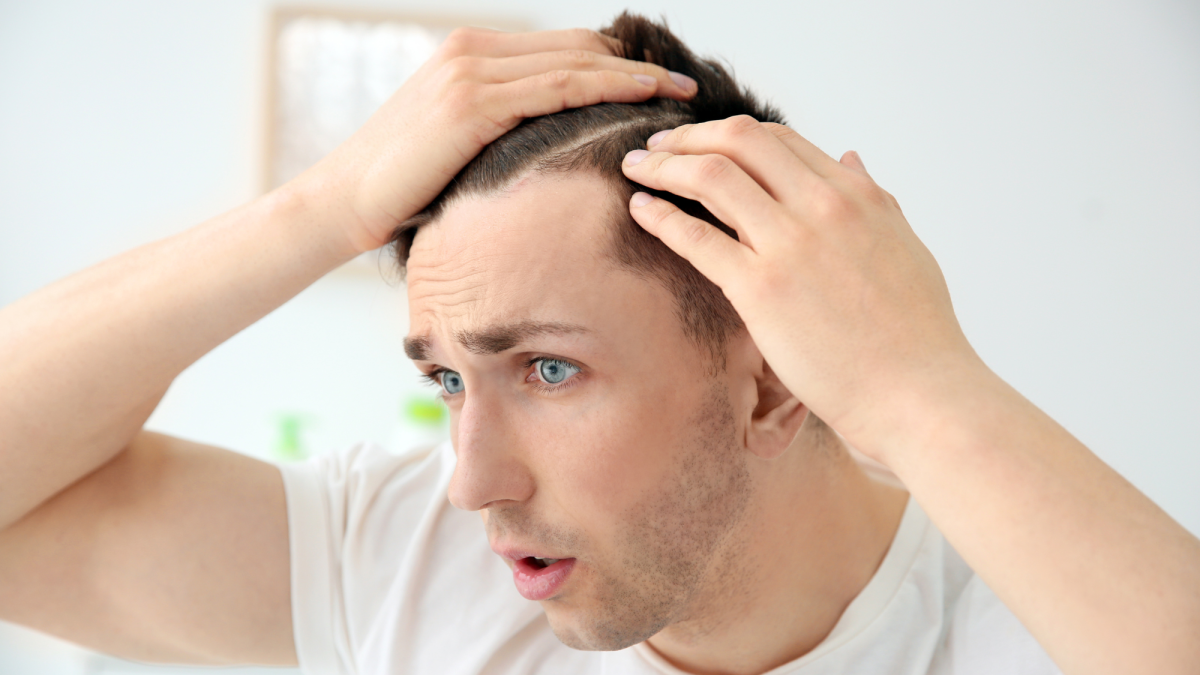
[534,372,700,534]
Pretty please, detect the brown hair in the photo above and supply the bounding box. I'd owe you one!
[390,11,785,365]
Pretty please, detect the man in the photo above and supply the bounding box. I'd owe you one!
[0,13,1197,675]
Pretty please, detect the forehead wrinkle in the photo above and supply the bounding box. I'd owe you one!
[456,320,591,356]
[406,173,626,362]
[407,257,494,329]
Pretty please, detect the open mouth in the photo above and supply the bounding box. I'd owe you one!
[511,556,577,601]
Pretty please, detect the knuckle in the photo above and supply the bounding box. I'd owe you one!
[441,55,476,82]
[441,27,482,57]
[643,202,675,227]
[763,122,798,142]
[693,154,734,183]
[839,167,872,190]
[668,123,696,146]
[679,218,716,249]
[811,184,857,221]
[884,190,903,211]
[560,49,597,68]
[541,69,574,89]
[864,182,892,207]
[721,114,762,140]
[843,170,895,209]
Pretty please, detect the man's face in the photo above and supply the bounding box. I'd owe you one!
[404,173,755,650]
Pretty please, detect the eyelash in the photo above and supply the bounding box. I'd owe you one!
[420,368,448,396]
[421,357,583,397]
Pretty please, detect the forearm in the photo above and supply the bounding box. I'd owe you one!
[883,365,1200,674]
[0,24,686,533]
[0,183,358,529]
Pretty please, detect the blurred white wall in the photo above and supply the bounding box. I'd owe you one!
[1,0,1198,671]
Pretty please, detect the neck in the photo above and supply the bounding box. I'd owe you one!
[646,436,909,675]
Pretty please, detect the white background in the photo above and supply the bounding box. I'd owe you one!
[1,0,1197,672]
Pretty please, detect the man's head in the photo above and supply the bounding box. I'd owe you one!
[399,13,824,650]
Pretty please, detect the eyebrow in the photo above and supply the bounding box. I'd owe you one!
[403,320,591,361]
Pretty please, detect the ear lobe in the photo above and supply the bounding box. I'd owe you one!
[747,360,809,460]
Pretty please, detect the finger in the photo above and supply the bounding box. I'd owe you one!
[839,150,870,176]
[840,150,902,210]
[622,149,784,249]
[627,192,751,290]
[440,26,622,59]
[644,116,823,202]
[495,69,660,121]
[759,123,843,177]
[460,50,696,99]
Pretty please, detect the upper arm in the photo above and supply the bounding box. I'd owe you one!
[0,430,296,666]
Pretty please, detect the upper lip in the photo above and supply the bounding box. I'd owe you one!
[490,542,571,562]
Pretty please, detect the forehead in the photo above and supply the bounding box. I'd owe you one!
[405,172,653,341]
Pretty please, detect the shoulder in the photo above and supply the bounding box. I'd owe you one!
[281,439,453,501]
[279,440,453,535]
[814,499,1061,675]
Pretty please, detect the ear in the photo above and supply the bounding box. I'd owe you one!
[746,355,809,461]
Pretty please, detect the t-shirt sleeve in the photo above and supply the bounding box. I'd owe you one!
[276,441,452,675]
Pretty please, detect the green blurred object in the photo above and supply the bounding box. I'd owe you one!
[404,396,446,426]
[274,412,313,462]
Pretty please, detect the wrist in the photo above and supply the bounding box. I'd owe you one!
[258,175,367,266]
[849,353,1010,471]
[283,149,412,256]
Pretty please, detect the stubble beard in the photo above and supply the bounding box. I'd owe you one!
[553,381,755,651]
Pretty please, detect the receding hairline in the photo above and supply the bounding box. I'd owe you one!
[401,160,741,372]
[404,163,647,268]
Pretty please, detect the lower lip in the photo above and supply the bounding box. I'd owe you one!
[512,557,577,601]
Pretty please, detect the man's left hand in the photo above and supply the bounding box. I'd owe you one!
[621,116,984,463]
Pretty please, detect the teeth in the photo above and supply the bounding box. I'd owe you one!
[535,557,560,567]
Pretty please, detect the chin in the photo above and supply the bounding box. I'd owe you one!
[543,602,668,652]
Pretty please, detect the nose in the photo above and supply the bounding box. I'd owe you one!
[447,389,535,511]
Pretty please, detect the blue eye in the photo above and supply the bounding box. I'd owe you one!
[439,370,464,395]
[536,359,580,385]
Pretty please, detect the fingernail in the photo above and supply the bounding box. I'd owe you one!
[647,129,671,148]
[625,149,650,166]
[631,192,655,208]
[669,71,697,93]
[632,73,656,87]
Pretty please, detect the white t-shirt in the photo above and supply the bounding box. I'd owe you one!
[278,441,1062,675]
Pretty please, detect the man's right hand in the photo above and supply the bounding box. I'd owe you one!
[0,24,686,667]
[297,26,696,254]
